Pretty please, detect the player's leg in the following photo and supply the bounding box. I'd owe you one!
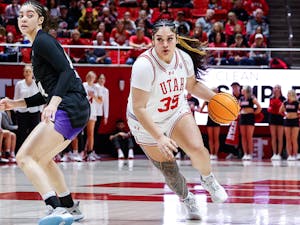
[16,122,74,224]
[141,144,200,220]
[171,114,228,203]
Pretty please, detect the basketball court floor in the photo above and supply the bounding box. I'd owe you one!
[0,158,299,225]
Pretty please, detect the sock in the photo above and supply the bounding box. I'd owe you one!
[42,191,61,209]
[58,192,74,208]
[201,172,213,181]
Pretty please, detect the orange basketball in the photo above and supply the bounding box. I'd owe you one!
[208,92,240,124]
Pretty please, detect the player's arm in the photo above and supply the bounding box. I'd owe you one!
[186,76,215,102]
[253,97,262,114]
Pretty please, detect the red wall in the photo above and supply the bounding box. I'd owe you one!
[0,65,132,133]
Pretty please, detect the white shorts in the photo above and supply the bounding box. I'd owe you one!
[127,104,191,146]
[89,114,97,121]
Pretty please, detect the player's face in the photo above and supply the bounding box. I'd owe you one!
[152,26,177,63]
[18,5,43,36]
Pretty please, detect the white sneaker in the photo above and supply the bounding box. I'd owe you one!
[287,156,296,161]
[66,201,84,221]
[271,154,277,160]
[242,154,248,160]
[90,151,101,160]
[183,192,201,220]
[72,153,83,162]
[128,149,134,159]
[86,153,96,161]
[248,154,253,160]
[200,174,228,203]
[297,154,300,160]
[61,152,72,162]
[118,149,125,159]
[39,206,73,225]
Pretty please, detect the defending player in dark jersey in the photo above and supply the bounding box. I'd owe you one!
[0,1,90,225]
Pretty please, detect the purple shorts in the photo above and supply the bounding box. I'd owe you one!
[54,110,84,140]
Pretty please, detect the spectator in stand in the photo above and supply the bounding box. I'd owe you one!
[139,0,153,21]
[81,0,99,18]
[126,27,152,65]
[192,24,208,43]
[152,0,173,23]
[0,32,21,62]
[199,87,221,160]
[0,113,16,163]
[227,23,248,46]
[248,25,267,47]
[78,7,99,38]
[208,21,225,43]
[4,0,21,30]
[135,10,153,35]
[95,22,111,42]
[208,0,223,10]
[246,8,269,39]
[67,0,82,29]
[239,85,262,161]
[208,32,227,65]
[82,71,103,161]
[14,65,41,152]
[123,11,136,35]
[98,6,117,33]
[57,5,72,33]
[195,9,215,37]
[106,0,118,19]
[47,0,61,20]
[229,0,249,23]
[171,0,193,8]
[279,90,300,161]
[68,29,87,63]
[268,85,286,161]
[86,32,112,64]
[243,0,269,16]
[174,11,191,37]
[249,33,270,65]
[109,119,135,159]
[222,33,253,65]
[109,19,131,46]
[225,11,246,41]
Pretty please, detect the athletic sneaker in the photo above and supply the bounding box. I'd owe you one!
[71,153,83,162]
[128,149,134,159]
[183,192,201,220]
[90,151,101,160]
[39,206,73,225]
[118,149,125,159]
[66,201,84,221]
[200,174,228,203]
[86,153,96,161]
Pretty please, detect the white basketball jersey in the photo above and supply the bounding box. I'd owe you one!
[127,47,194,123]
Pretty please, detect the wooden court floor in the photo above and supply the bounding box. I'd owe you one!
[0,159,299,225]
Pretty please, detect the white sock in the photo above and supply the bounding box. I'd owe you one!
[202,172,213,181]
[58,191,71,198]
[42,191,56,200]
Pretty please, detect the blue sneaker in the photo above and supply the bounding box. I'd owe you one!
[39,207,74,225]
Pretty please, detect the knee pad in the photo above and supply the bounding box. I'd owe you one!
[151,159,188,199]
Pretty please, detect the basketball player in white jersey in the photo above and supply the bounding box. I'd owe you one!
[127,20,228,220]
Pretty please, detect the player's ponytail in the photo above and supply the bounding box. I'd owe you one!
[176,36,207,80]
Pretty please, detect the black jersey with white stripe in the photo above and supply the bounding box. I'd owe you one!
[24,30,90,128]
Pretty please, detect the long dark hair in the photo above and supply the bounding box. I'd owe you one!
[152,20,207,79]
[22,0,50,31]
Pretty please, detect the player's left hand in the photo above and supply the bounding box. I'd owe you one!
[42,104,57,123]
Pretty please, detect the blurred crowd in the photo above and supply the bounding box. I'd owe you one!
[0,0,278,66]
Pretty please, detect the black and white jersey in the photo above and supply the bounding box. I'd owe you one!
[25,30,90,128]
